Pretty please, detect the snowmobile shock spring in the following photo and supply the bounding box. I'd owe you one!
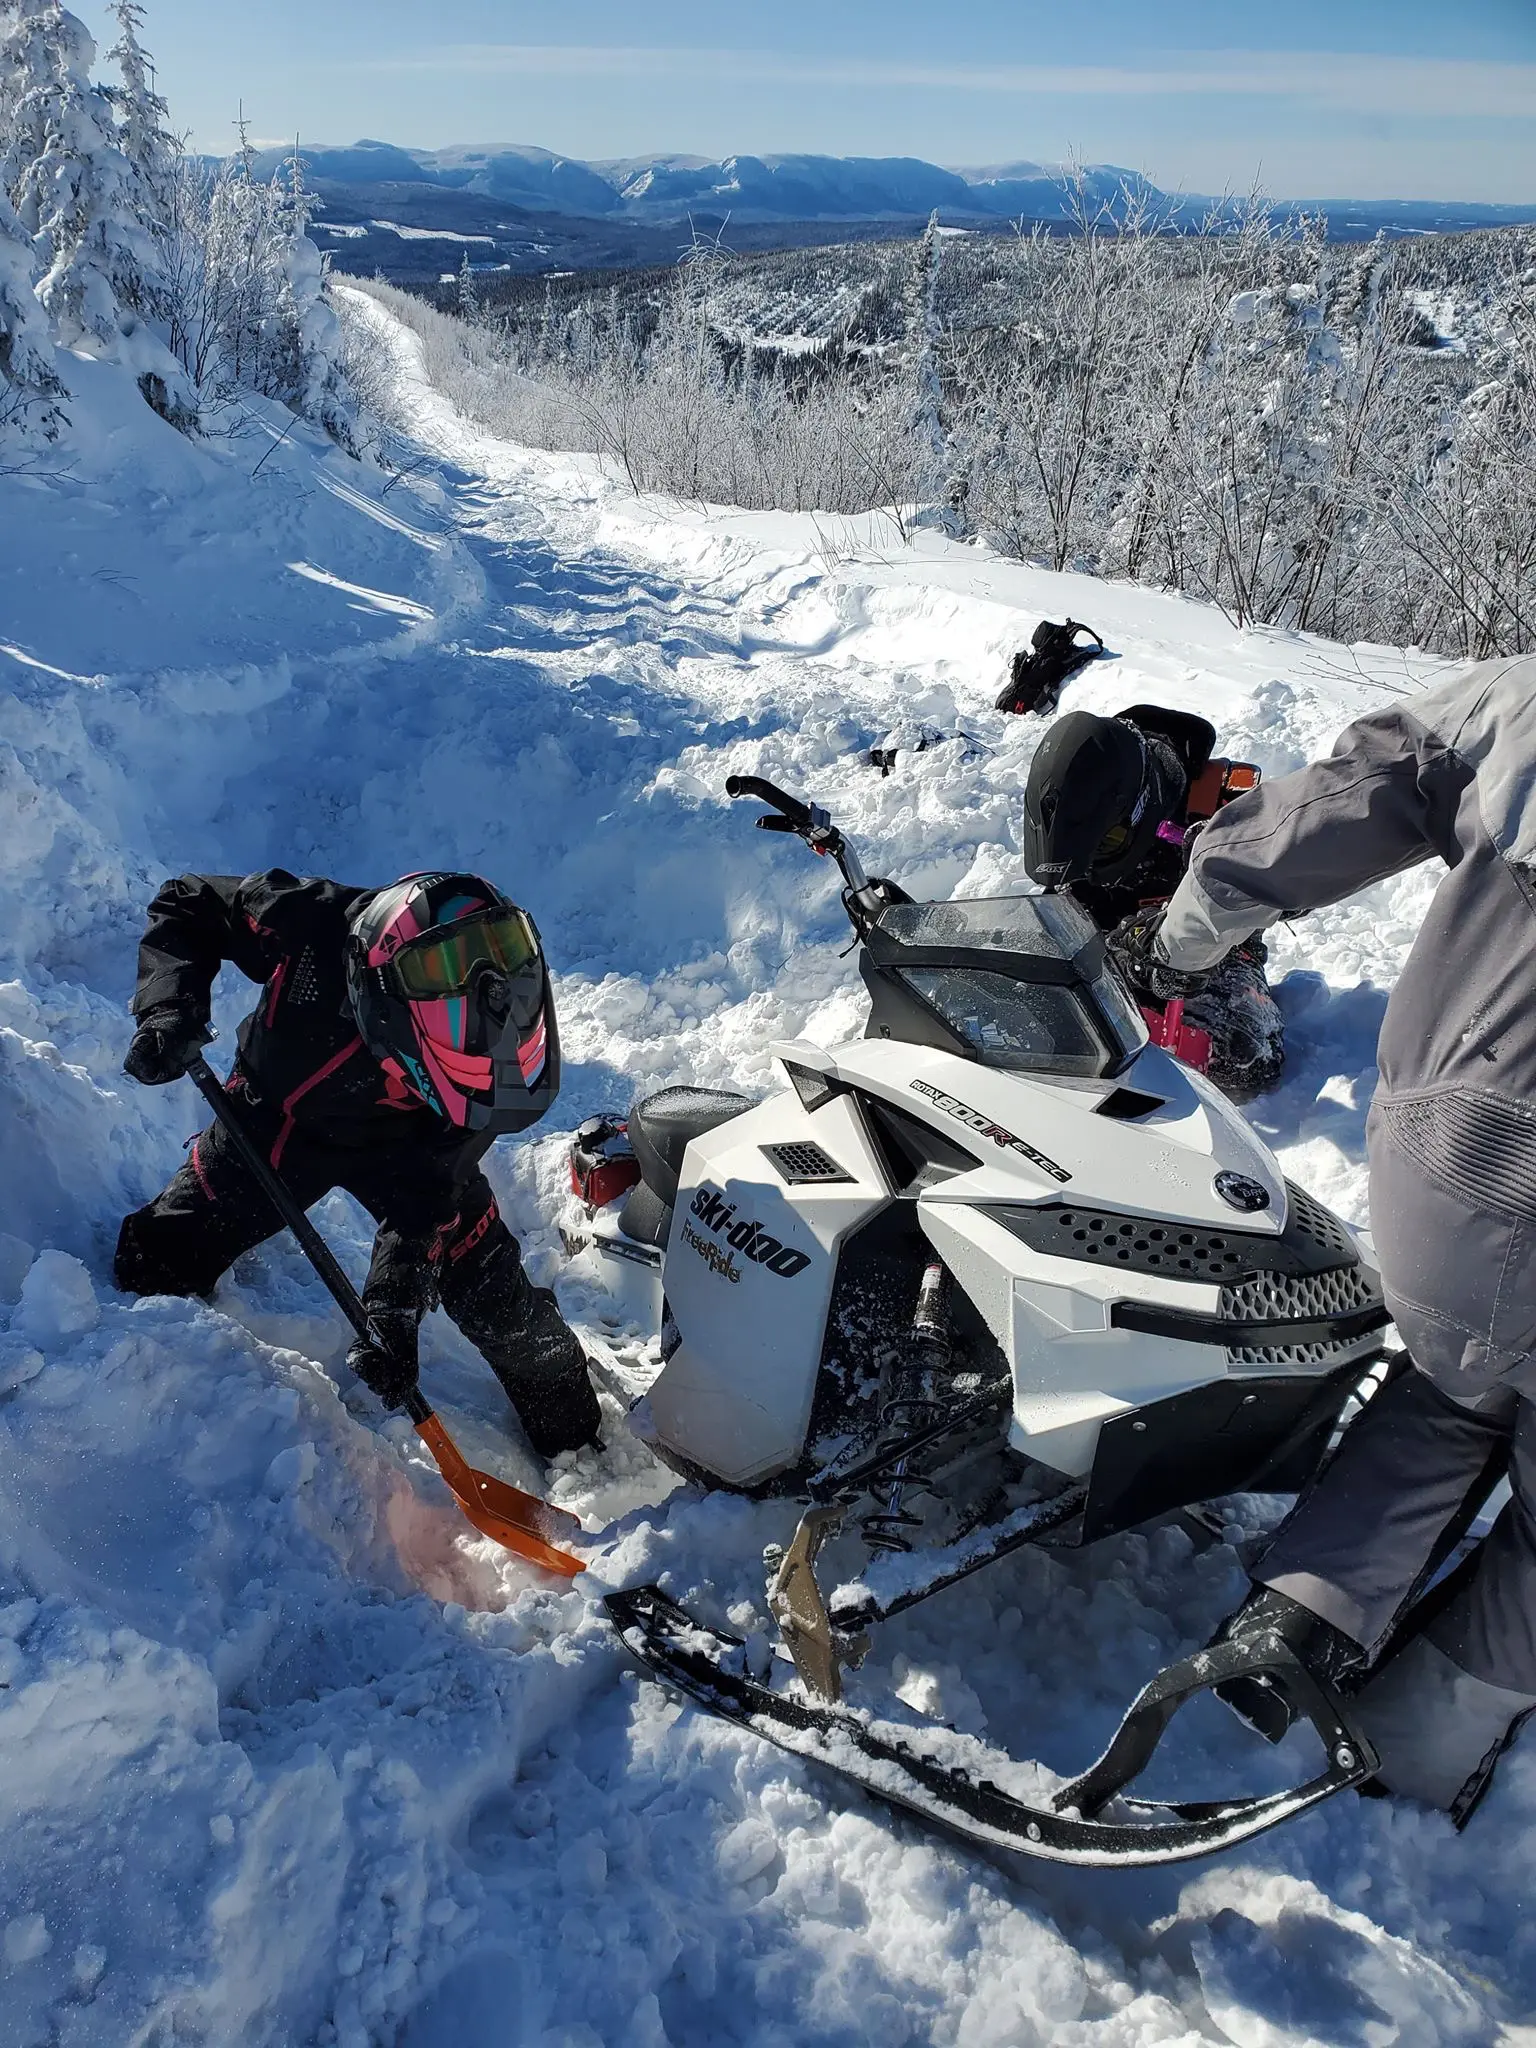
[860,1503,925,1554]
[879,1395,945,1433]
[860,1261,955,1554]
[860,1396,942,1552]
[857,1395,945,1549]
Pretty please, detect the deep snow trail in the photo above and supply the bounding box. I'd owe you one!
[0,312,1525,2047]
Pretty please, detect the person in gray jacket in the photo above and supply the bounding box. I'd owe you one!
[1119,653,1536,1820]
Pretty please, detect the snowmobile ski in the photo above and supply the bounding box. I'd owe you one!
[606,1585,1378,1868]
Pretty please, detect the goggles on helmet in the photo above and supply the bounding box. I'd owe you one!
[394,909,540,999]
[1094,821,1131,861]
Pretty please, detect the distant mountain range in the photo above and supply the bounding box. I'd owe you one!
[255,139,1536,280]
[255,140,1166,224]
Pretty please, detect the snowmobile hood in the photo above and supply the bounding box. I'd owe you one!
[786,1036,1287,1231]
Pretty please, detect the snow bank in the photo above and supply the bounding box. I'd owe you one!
[0,312,1520,2044]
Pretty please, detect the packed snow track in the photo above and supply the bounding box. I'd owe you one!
[0,301,1521,2045]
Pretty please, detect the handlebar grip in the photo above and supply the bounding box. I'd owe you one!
[725,774,812,827]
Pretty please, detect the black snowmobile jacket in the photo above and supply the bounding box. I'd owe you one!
[131,868,499,1315]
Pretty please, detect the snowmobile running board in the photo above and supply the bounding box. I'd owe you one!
[827,1484,1089,1634]
[605,1586,1379,1868]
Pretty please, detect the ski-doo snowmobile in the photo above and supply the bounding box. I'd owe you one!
[575,776,1392,1867]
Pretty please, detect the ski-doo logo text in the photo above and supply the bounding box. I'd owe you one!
[908,1080,1071,1184]
[685,1186,813,1280]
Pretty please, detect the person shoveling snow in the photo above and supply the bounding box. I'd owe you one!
[115,867,601,1462]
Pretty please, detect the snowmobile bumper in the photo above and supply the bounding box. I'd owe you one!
[605,1585,1377,1868]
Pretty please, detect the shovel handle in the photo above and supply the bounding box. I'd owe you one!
[184,1053,428,1418]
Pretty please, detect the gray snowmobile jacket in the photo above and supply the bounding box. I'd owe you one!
[1159,652,1536,1402]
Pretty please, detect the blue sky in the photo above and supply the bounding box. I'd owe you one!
[80,0,1536,202]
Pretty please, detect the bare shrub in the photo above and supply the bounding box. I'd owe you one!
[949,202,1535,654]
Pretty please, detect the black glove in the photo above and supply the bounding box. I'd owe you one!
[1107,907,1210,1005]
[346,1310,420,1410]
[123,1005,213,1086]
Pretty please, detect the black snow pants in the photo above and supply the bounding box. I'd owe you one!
[115,1115,600,1459]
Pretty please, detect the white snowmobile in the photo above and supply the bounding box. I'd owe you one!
[575,776,1391,1866]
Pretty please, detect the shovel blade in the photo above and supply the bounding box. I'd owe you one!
[416,1413,585,1577]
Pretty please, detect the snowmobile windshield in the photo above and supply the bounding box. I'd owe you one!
[864,894,1146,1078]
[1088,965,1148,1053]
[875,894,1099,959]
[898,968,1111,1075]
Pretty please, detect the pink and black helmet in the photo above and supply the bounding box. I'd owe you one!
[345,872,559,1133]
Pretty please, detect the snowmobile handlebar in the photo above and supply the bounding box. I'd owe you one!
[725,773,814,826]
[726,775,877,909]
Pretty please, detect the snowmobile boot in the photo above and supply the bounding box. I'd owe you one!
[488,1284,602,1460]
[1185,941,1285,1102]
[1210,1586,1363,1744]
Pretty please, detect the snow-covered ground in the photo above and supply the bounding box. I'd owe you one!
[0,301,1525,2048]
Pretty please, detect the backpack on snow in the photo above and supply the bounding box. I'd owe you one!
[996,619,1105,717]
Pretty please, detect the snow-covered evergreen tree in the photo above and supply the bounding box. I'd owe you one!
[904,210,953,516]
[0,178,62,428]
[456,250,478,321]
[1,0,194,422]
[272,144,359,449]
[4,1,143,344]
[105,0,175,273]
[0,0,60,426]
[103,0,197,422]
[0,4,63,426]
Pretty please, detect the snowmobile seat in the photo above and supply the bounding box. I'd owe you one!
[628,1086,756,1206]
[616,1177,675,1249]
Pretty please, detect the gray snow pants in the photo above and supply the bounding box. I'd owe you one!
[1256,1114,1536,1810]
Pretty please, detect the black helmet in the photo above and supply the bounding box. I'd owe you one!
[1022,711,1180,890]
[345,872,560,1134]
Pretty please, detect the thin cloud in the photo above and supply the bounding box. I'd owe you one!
[354,46,1536,123]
